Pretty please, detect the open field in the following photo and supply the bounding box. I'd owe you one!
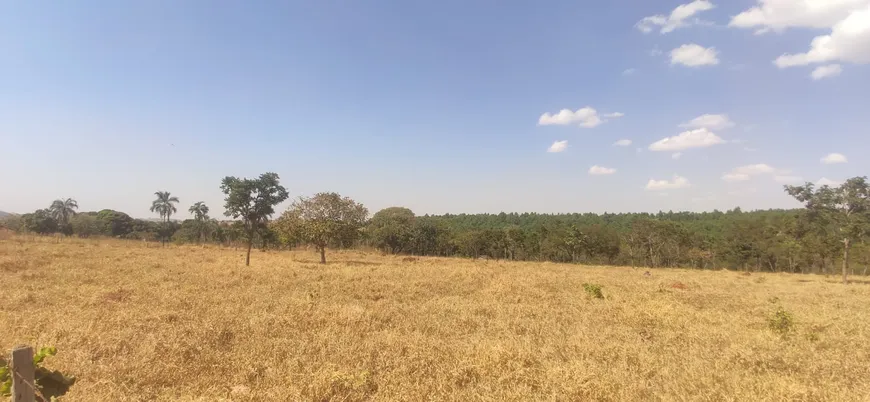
[2,237,870,401]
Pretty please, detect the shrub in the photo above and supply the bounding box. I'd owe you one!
[768,307,795,335]
[582,283,604,299]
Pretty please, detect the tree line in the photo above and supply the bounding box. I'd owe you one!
[2,173,868,283]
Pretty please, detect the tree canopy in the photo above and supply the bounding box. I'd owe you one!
[276,192,368,264]
[221,172,289,266]
[785,177,870,283]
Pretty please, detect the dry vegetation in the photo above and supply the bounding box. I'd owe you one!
[2,236,870,401]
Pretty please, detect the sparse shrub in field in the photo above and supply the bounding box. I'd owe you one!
[582,283,604,299]
[0,346,76,399]
[768,307,795,335]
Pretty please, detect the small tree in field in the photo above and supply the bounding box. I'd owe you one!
[150,191,179,245]
[188,201,210,243]
[221,173,289,266]
[49,198,78,234]
[278,192,368,264]
[369,207,416,254]
[785,177,870,284]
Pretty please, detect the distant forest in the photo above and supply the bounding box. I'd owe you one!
[3,174,869,282]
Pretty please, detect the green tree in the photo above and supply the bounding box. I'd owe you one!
[786,177,870,284]
[49,198,78,234]
[21,209,58,234]
[188,201,210,243]
[150,191,180,245]
[69,214,100,237]
[96,209,135,237]
[278,192,368,264]
[220,173,289,266]
[369,207,415,253]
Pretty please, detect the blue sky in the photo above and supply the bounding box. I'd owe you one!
[1,0,868,218]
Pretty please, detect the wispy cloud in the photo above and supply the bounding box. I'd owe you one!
[821,153,848,164]
[547,140,568,153]
[646,175,691,190]
[636,0,716,34]
[722,164,779,182]
[589,165,617,175]
[811,64,843,80]
[680,114,735,130]
[649,128,725,151]
[670,44,720,67]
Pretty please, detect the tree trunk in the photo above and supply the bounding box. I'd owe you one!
[320,246,326,264]
[842,238,850,285]
[246,235,253,267]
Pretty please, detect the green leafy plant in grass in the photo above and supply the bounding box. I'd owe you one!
[582,283,604,299]
[768,307,795,335]
[0,346,76,400]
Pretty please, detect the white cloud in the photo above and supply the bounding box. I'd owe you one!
[670,44,720,67]
[538,107,602,128]
[722,164,781,182]
[589,165,617,175]
[547,140,568,153]
[650,46,664,56]
[723,164,780,181]
[614,139,633,146]
[811,64,844,79]
[637,15,667,33]
[733,164,777,175]
[603,112,625,118]
[672,152,683,159]
[646,175,691,191]
[817,177,842,186]
[623,68,636,75]
[637,0,716,34]
[774,5,870,67]
[723,173,751,182]
[680,114,735,130]
[730,0,868,32]
[775,175,805,183]
[821,152,848,164]
[649,128,726,151]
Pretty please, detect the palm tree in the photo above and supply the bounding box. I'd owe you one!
[189,202,209,221]
[189,202,210,243]
[150,191,179,245]
[49,198,78,232]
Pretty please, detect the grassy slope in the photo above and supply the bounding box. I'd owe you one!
[1,236,869,401]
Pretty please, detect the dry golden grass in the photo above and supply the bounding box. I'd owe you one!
[2,236,870,401]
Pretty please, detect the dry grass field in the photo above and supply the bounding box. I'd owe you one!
[2,236,870,401]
